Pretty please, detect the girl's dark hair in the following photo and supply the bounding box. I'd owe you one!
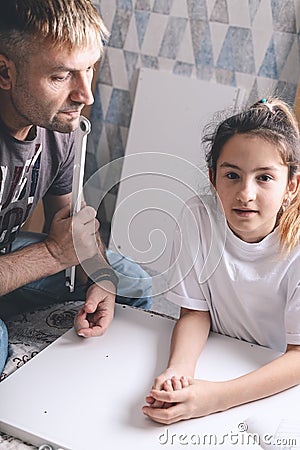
[202,97,300,253]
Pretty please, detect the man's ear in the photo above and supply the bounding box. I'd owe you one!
[0,54,15,89]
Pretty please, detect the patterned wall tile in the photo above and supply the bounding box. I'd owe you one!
[295,0,300,32]
[98,53,113,86]
[258,37,278,78]
[209,22,229,64]
[135,0,151,10]
[97,0,116,31]
[105,123,125,160]
[105,88,132,127]
[217,26,256,74]
[210,0,229,23]
[176,22,195,63]
[194,23,214,65]
[107,47,130,89]
[159,17,188,58]
[251,0,273,71]
[173,61,194,76]
[276,79,298,102]
[271,0,297,33]
[206,0,217,17]
[124,50,140,86]
[248,0,262,25]
[279,37,300,83]
[141,13,169,56]
[135,10,151,47]
[195,63,214,80]
[98,84,114,118]
[109,9,133,48]
[153,0,174,14]
[274,32,296,75]
[187,0,208,20]
[124,13,140,52]
[141,54,159,68]
[117,0,133,9]
[190,19,211,62]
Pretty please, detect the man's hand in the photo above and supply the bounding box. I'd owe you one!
[74,282,115,337]
[44,204,100,269]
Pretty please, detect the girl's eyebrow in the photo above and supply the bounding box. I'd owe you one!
[219,162,280,172]
[219,162,240,170]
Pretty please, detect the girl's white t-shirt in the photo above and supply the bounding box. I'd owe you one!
[166,195,300,352]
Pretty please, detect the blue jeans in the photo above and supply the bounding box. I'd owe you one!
[0,232,152,372]
[0,319,8,374]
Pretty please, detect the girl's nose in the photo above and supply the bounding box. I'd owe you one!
[236,181,256,203]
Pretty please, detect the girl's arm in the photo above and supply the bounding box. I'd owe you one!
[143,343,300,424]
[165,308,211,377]
[145,308,210,402]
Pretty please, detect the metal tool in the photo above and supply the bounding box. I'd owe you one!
[65,116,91,292]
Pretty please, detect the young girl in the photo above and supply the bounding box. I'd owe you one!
[142,97,300,424]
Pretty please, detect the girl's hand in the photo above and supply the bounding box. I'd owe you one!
[145,365,193,409]
[143,379,224,424]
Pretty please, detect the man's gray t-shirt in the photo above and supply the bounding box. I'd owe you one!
[0,123,75,252]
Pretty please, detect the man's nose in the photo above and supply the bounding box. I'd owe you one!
[70,72,94,106]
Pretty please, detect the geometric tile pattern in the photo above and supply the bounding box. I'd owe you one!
[88,0,300,223]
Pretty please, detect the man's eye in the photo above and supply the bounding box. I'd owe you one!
[52,74,70,82]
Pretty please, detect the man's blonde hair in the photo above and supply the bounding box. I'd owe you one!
[0,0,109,61]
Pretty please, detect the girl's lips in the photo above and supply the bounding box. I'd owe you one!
[233,208,258,217]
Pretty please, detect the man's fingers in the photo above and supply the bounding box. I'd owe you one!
[53,204,71,220]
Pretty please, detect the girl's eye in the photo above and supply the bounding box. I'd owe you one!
[226,172,239,180]
[258,174,272,182]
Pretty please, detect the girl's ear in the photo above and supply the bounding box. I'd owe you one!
[208,168,215,185]
[287,174,300,200]
[0,55,15,90]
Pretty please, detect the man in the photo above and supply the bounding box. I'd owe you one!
[0,0,152,374]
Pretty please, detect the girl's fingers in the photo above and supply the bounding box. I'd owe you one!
[171,376,183,390]
[163,379,174,392]
[180,375,190,388]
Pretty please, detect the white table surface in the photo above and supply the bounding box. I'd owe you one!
[0,304,299,450]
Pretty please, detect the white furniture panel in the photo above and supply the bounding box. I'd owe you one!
[108,68,244,295]
[1,304,297,450]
